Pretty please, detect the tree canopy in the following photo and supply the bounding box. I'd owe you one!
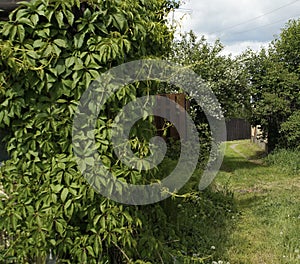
[170,31,250,119]
[243,19,300,151]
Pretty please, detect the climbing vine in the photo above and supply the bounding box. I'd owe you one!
[0,0,176,262]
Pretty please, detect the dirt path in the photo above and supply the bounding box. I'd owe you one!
[230,143,264,165]
[230,143,248,159]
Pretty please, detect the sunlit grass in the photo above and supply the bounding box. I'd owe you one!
[213,140,300,264]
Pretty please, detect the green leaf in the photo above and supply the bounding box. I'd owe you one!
[15,8,28,20]
[61,188,69,202]
[100,216,106,229]
[55,62,66,75]
[3,114,10,126]
[0,111,4,123]
[93,215,101,226]
[51,184,63,193]
[65,56,75,68]
[55,11,64,28]
[97,23,108,34]
[17,24,25,42]
[81,251,87,263]
[112,13,126,30]
[9,25,17,41]
[18,17,33,27]
[30,13,39,26]
[54,39,67,48]
[94,236,101,255]
[123,211,133,222]
[1,23,12,36]
[74,33,85,49]
[64,199,72,210]
[73,60,84,70]
[123,39,131,53]
[52,44,61,56]
[49,239,56,247]
[36,28,50,38]
[33,39,44,48]
[55,220,64,235]
[43,44,53,57]
[64,9,74,25]
[27,50,39,59]
[62,79,73,88]
[85,72,92,88]
[86,246,94,257]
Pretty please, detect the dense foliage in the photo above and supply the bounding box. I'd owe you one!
[170,31,250,120]
[243,19,300,151]
[0,0,177,262]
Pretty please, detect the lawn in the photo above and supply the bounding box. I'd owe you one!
[214,140,300,264]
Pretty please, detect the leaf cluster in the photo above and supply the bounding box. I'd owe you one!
[0,0,175,262]
[241,19,300,151]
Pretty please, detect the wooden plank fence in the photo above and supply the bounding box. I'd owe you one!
[226,118,251,141]
[154,95,251,142]
[154,93,190,140]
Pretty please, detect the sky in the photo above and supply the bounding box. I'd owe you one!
[170,0,300,56]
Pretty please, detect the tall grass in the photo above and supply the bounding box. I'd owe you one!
[265,148,300,175]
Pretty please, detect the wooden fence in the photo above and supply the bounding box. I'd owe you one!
[226,118,251,141]
[154,93,190,140]
[154,95,252,142]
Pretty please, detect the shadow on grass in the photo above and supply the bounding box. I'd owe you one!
[237,192,269,209]
[137,142,269,262]
[220,156,262,172]
[248,150,267,160]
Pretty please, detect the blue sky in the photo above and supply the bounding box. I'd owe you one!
[170,0,300,56]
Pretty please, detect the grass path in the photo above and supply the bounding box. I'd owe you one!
[215,140,300,264]
[229,143,265,165]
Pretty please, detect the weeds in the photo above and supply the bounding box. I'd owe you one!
[265,148,300,175]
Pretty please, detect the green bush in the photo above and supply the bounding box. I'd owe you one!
[280,110,300,149]
[0,0,175,262]
[0,0,234,263]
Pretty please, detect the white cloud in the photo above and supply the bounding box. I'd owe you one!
[220,41,269,56]
[170,0,300,55]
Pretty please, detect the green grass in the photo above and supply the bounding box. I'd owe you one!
[266,148,300,175]
[213,140,300,264]
[2,140,298,263]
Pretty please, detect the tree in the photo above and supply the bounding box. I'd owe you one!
[274,19,300,74]
[280,110,300,149]
[243,19,300,151]
[170,31,250,119]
